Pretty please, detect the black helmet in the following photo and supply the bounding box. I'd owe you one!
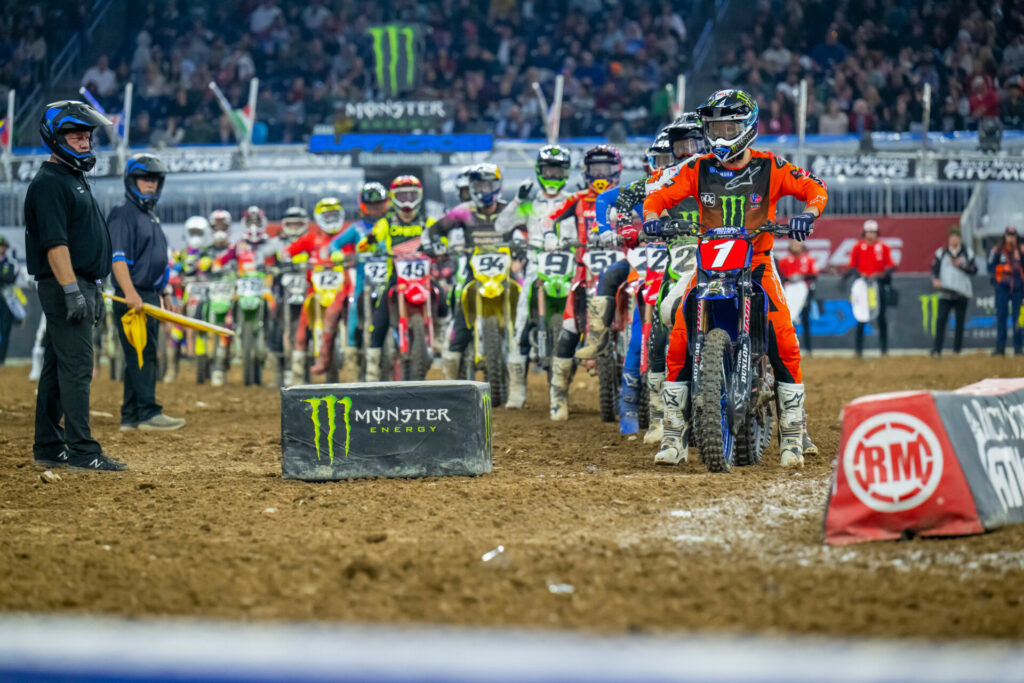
[645,130,674,171]
[39,100,111,173]
[281,206,309,238]
[695,90,758,163]
[359,181,389,219]
[583,144,622,193]
[535,145,571,195]
[124,153,168,211]
[664,111,705,160]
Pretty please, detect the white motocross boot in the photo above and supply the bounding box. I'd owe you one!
[574,296,613,360]
[655,381,689,465]
[801,409,818,456]
[549,357,572,421]
[505,353,527,409]
[778,382,806,468]
[288,349,306,386]
[441,350,462,380]
[365,347,382,382]
[644,371,666,444]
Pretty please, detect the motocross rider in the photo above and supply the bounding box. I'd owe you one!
[494,145,573,409]
[309,182,391,375]
[642,89,828,468]
[546,144,622,421]
[429,162,513,380]
[455,166,472,203]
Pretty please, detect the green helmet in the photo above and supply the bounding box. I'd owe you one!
[535,145,571,196]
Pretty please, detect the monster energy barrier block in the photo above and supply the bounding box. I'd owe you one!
[281,381,492,480]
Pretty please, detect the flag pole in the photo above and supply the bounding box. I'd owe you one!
[119,82,133,174]
[2,89,13,184]
[244,77,259,166]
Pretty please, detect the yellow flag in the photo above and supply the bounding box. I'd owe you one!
[103,293,234,337]
[120,308,147,369]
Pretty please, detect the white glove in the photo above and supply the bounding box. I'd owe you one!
[543,232,559,252]
[597,230,616,248]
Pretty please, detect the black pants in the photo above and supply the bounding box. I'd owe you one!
[855,284,888,356]
[33,277,102,459]
[114,289,163,426]
[932,295,968,354]
[0,301,12,364]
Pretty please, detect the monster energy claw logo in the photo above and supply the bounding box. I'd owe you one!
[305,396,352,465]
[369,24,418,94]
[920,293,940,336]
[720,194,746,225]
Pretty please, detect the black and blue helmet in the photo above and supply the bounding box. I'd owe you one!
[124,153,169,211]
[39,100,111,172]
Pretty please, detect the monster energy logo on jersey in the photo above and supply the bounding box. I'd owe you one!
[305,396,353,465]
[368,24,420,95]
[720,194,746,225]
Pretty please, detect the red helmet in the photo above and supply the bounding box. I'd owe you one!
[389,175,423,213]
[242,205,267,242]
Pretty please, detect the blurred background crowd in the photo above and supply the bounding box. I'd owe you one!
[0,0,1022,147]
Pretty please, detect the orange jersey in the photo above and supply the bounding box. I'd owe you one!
[643,150,828,256]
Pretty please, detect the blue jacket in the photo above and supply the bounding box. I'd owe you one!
[108,199,170,291]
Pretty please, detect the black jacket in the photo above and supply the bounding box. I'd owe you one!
[24,161,112,280]
[107,198,170,291]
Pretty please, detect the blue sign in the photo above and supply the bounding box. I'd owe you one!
[310,133,492,155]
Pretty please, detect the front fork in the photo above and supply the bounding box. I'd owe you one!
[536,282,547,360]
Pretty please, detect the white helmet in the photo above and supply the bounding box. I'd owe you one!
[184,215,210,250]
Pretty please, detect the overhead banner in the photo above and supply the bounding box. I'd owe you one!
[937,157,1024,182]
[343,100,449,132]
[809,154,916,180]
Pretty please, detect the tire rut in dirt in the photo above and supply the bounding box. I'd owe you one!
[695,328,734,473]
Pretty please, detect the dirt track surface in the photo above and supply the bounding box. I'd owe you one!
[2,354,1023,639]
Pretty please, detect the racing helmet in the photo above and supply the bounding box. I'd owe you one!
[38,100,111,172]
[209,209,231,246]
[389,175,423,214]
[455,166,472,202]
[314,197,345,234]
[281,206,309,239]
[645,130,675,172]
[184,215,210,250]
[583,144,622,193]
[124,153,169,211]
[359,181,390,219]
[696,90,758,163]
[242,205,267,242]
[664,111,705,160]
[535,145,571,196]
[468,163,502,208]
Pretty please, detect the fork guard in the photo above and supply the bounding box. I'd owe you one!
[460,279,520,331]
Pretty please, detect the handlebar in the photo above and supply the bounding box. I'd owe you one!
[661,219,789,239]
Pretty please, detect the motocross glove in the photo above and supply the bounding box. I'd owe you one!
[517,179,534,202]
[597,230,616,248]
[643,218,664,237]
[620,227,640,249]
[63,282,88,323]
[788,212,815,242]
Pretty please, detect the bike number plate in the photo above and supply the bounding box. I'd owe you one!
[626,247,647,274]
[538,251,573,278]
[699,238,750,271]
[188,281,209,296]
[365,259,389,285]
[669,243,697,277]
[396,258,430,280]
[236,278,264,297]
[210,281,235,299]
[584,249,624,275]
[471,252,511,277]
[645,245,669,273]
[311,270,344,290]
[281,273,306,292]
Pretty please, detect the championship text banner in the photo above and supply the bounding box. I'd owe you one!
[809,154,916,180]
[937,157,1024,182]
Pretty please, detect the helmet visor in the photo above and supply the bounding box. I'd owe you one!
[539,165,568,181]
[706,120,744,140]
[393,188,422,206]
[470,179,499,195]
[362,200,389,216]
[212,229,230,244]
[319,209,343,225]
[652,152,674,169]
[673,138,701,157]
[282,218,307,234]
[586,162,616,178]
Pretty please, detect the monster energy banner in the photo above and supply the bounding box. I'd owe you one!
[343,100,450,132]
[368,23,422,96]
[281,381,492,480]
[788,274,1000,350]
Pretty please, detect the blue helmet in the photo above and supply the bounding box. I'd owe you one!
[39,100,111,172]
[696,90,758,163]
[124,153,168,211]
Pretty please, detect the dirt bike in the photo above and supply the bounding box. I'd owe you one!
[390,253,435,381]
[304,262,346,383]
[531,245,575,378]
[579,243,625,422]
[181,275,212,383]
[461,243,521,404]
[272,263,308,386]
[207,272,236,384]
[359,254,395,381]
[667,219,783,473]
[235,269,271,387]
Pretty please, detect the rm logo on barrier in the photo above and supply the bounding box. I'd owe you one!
[842,412,944,512]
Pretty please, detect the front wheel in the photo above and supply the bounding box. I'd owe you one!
[694,328,735,473]
[597,350,620,423]
[404,313,430,381]
[483,316,507,405]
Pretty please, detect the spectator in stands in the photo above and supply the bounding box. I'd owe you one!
[818,98,848,134]
[988,226,1024,357]
[930,228,978,356]
[968,75,1000,124]
[849,220,896,358]
[81,55,118,98]
[848,99,875,135]
[1001,81,1024,130]
[810,26,847,73]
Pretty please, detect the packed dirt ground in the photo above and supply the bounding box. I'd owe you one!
[2,354,1023,639]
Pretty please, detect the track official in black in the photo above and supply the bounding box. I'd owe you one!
[109,153,185,431]
[24,100,125,471]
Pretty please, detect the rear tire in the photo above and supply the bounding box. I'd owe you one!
[598,351,619,423]
[638,371,650,430]
[242,321,255,387]
[694,328,735,473]
[735,400,773,467]
[545,314,561,383]
[483,316,507,406]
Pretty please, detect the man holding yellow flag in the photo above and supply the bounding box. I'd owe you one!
[109,153,185,432]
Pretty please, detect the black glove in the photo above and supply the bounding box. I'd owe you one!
[517,179,533,201]
[63,284,88,323]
